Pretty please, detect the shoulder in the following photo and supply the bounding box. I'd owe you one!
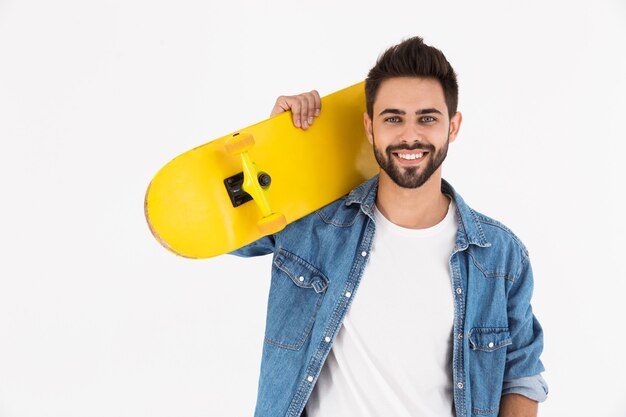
[472,210,530,259]
[277,195,364,240]
[447,179,529,263]
[315,196,365,227]
[462,207,533,283]
[444,179,528,261]
[284,176,376,231]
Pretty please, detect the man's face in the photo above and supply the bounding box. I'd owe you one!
[364,77,461,189]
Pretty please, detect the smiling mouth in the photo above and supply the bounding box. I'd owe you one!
[393,151,428,162]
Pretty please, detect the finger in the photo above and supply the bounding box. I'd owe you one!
[311,90,321,117]
[304,92,316,126]
[296,96,310,129]
[270,96,290,117]
[290,98,303,128]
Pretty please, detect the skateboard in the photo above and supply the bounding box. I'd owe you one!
[145,82,378,259]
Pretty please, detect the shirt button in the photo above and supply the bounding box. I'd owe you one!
[488,342,495,348]
[345,291,352,298]
[307,376,314,382]
[458,333,463,339]
[324,336,331,343]
[361,251,367,257]
[456,288,462,295]
[457,383,464,389]
[299,276,305,282]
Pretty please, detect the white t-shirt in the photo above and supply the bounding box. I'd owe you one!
[306,201,458,417]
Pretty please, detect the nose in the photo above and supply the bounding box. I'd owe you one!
[399,123,422,144]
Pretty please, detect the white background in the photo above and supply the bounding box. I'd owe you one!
[1,0,624,416]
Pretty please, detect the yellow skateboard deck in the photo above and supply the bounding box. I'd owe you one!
[145,82,378,259]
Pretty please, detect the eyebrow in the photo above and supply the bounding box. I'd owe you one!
[378,108,443,116]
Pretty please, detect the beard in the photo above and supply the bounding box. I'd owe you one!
[373,135,449,189]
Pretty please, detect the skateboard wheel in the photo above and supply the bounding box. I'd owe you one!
[225,133,255,155]
[257,213,287,235]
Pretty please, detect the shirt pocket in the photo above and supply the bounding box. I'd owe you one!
[265,248,329,351]
[468,327,512,416]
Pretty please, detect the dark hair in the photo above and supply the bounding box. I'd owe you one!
[365,36,458,118]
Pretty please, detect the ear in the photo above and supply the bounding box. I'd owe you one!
[448,111,463,144]
[363,112,374,145]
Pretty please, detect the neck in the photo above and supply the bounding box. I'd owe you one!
[375,170,450,229]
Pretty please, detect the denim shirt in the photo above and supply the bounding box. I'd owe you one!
[233,176,547,417]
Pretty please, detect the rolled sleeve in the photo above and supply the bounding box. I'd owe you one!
[504,254,546,381]
[502,374,548,402]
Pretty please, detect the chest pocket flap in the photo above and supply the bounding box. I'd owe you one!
[469,327,512,352]
[273,249,329,293]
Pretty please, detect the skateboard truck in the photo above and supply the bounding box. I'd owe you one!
[224,172,271,208]
[224,133,287,235]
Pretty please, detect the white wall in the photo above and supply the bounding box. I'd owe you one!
[1,0,624,416]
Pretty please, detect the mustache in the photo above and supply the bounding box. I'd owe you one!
[386,142,435,153]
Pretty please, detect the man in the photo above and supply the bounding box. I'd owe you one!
[234,36,547,417]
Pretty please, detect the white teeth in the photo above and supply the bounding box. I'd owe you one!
[397,153,423,160]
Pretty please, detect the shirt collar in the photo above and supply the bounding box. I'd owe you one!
[345,175,491,249]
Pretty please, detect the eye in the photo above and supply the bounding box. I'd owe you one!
[384,116,401,123]
[420,115,436,123]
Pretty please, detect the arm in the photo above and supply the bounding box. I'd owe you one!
[501,255,548,407]
[498,394,538,417]
[230,234,276,257]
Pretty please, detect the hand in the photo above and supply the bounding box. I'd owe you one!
[270,90,321,130]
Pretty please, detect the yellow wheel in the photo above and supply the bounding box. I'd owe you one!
[225,133,255,155]
[257,212,287,235]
